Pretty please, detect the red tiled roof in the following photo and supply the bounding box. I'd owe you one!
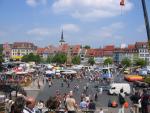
[72,45,81,54]
[103,45,114,56]
[135,42,147,45]
[114,47,137,53]
[128,45,135,49]
[135,42,148,48]
[58,44,69,53]
[37,48,46,54]
[12,42,37,49]
[103,45,115,51]
[86,48,103,57]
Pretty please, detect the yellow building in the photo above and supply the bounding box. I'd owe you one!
[11,42,37,60]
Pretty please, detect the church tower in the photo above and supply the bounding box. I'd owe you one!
[59,30,65,45]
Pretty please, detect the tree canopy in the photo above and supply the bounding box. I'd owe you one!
[88,57,95,66]
[52,53,67,64]
[46,55,53,63]
[21,53,41,63]
[0,45,4,72]
[72,56,81,64]
[121,57,131,67]
[134,58,147,67]
[104,58,113,65]
[83,45,91,49]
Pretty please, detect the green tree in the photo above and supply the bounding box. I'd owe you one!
[0,44,3,54]
[40,57,46,63]
[0,45,4,72]
[0,44,3,62]
[27,53,35,62]
[72,56,81,64]
[21,55,28,62]
[21,53,41,63]
[88,57,95,66]
[0,54,4,72]
[34,55,41,63]
[52,53,67,64]
[121,57,131,67]
[46,55,54,63]
[134,58,147,67]
[83,45,91,49]
[0,54,4,62]
[144,77,150,84]
[104,58,113,65]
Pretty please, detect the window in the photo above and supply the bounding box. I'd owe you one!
[145,54,149,57]
[140,54,144,57]
[111,87,116,89]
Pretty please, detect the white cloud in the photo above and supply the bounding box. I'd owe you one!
[61,24,80,32]
[101,22,124,32]
[99,22,125,39]
[52,0,133,21]
[27,28,52,36]
[26,0,47,7]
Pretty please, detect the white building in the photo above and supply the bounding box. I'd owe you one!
[135,42,150,64]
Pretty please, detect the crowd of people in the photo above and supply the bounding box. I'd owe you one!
[130,89,150,113]
[4,90,105,113]
[1,65,150,113]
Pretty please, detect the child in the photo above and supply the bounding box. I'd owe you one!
[99,108,104,113]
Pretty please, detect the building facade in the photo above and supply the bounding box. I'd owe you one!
[3,43,12,61]
[135,42,150,64]
[113,45,138,64]
[11,42,37,60]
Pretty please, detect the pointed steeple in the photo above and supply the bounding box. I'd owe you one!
[59,30,65,45]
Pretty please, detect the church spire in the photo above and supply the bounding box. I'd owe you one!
[59,30,65,45]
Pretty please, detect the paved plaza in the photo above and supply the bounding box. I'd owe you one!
[25,75,131,113]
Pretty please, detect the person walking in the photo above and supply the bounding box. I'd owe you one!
[48,80,52,87]
[67,81,70,88]
[66,94,77,113]
[118,89,126,113]
[130,91,141,113]
[10,97,25,113]
[80,98,87,110]
[23,96,36,113]
[141,89,149,113]
[94,93,98,102]
[88,99,96,113]
[37,100,44,113]
[99,108,104,113]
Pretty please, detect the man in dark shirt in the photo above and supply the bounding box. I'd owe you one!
[141,89,149,113]
[88,99,96,113]
[130,91,141,113]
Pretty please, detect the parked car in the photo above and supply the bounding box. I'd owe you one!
[98,85,111,92]
[94,84,110,92]
[109,83,131,95]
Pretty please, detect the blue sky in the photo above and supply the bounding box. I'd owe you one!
[0,0,150,48]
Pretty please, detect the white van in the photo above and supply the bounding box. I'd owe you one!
[109,83,131,95]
